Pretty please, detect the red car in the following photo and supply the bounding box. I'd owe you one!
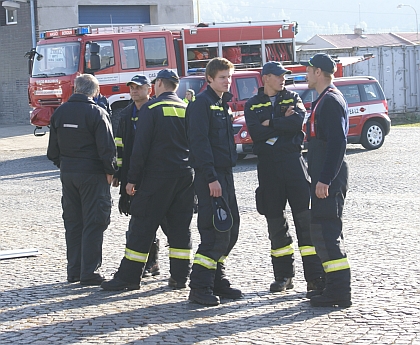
[234,76,391,157]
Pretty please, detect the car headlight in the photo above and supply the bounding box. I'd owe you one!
[240,131,248,139]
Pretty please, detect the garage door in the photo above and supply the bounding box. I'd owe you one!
[79,5,150,25]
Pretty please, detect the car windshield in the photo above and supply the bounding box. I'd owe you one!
[176,78,206,99]
[32,42,80,77]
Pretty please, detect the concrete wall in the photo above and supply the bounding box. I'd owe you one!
[0,3,33,125]
[37,0,194,31]
[297,46,420,115]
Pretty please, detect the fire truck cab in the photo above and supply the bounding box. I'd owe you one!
[27,22,298,135]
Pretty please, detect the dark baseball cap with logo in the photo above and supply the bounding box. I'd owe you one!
[212,196,233,232]
[126,75,151,86]
[151,69,180,84]
[300,53,336,74]
[262,61,292,76]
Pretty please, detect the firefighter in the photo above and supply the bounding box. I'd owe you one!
[112,74,163,278]
[244,61,325,296]
[183,89,195,103]
[186,57,242,306]
[101,69,194,291]
[300,53,352,308]
[47,74,116,285]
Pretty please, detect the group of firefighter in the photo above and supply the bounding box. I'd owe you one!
[47,53,352,309]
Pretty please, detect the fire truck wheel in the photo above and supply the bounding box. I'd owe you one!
[361,120,385,150]
[111,107,124,134]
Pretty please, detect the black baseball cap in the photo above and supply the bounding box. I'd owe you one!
[300,53,336,74]
[151,69,180,84]
[262,61,292,76]
[126,75,151,86]
[212,196,233,232]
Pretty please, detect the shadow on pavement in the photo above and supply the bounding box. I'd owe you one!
[0,155,58,179]
[0,282,332,344]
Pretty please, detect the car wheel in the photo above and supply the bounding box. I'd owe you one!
[361,120,384,150]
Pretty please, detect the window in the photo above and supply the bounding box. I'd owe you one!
[176,78,206,99]
[236,77,259,101]
[337,85,361,104]
[363,84,380,101]
[32,42,81,77]
[6,9,17,25]
[144,37,168,67]
[118,39,139,70]
[85,41,115,71]
[296,89,318,104]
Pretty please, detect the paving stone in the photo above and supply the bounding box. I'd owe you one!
[1,126,420,344]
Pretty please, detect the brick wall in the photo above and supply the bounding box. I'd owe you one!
[0,3,33,125]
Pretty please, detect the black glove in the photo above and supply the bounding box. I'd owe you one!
[118,193,131,216]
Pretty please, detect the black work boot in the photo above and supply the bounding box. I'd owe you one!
[213,285,243,299]
[270,277,294,292]
[189,287,220,306]
[306,277,326,298]
[101,276,140,291]
[168,276,187,289]
[143,239,160,278]
[310,293,352,308]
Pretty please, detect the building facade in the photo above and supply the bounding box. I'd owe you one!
[0,0,194,125]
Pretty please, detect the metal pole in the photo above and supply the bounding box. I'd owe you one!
[398,4,419,42]
[196,0,201,23]
[30,0,36,47]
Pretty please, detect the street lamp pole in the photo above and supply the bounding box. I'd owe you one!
[397,4,419,42]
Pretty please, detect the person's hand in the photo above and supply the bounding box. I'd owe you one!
[285,105,294,117]
[315,181,329,199]
[112,177,119,187]
[106,174,113,185]
[208,180,222,197]
[261,120,270,127]
[126,183,136,196]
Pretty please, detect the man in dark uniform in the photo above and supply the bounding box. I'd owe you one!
[112,74,163,277]
[101,69,194,291]
[47,74,116,286]
[300,53,352,307]
[244,61,325,296]
[187,57,242,306]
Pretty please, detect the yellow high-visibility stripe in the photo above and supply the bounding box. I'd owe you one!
[115,137,123,147]
[210,105,224,111]
[250,102,271,110]
[279,99,294,105]
[299,246,317,257]
[125,248,148,263]
[163,106,186,118]
[131,117,138,121]
[148,101,186,109]
[218,255,227,263]
[116,158,122,167]
[323,258,350,273]
[193,253,217,270]
[271,244,294,257]
[169,248,192,260]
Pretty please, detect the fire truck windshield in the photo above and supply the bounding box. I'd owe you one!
[32,42,81,77]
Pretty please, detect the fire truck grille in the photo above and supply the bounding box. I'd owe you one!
[232,124,242,135]
[39,99,62,106]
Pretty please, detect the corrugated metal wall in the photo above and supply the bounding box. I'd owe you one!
[297,46,420,114]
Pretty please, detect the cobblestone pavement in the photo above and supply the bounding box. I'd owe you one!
[1,125,419,345]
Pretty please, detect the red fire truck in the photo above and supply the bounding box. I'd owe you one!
[26,21,299,135]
